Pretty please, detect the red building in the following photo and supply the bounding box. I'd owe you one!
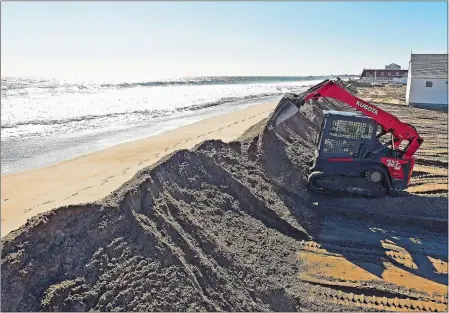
[360,69,408,83]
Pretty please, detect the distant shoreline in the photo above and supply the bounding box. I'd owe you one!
[1,95,280,175]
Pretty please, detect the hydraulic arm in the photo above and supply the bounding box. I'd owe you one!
[270,79,423,160]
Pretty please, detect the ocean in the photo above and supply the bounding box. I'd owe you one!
[1,76,354,174]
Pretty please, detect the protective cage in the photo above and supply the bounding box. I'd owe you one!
[323,138,358,154]
[321,118,374,155]
[329,119,373,140]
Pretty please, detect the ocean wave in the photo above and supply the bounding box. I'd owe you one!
[2,76,335,93]
[1,92,284,129]
[99,76,320,89]
[1,76,360,140]
[1,110,169,128]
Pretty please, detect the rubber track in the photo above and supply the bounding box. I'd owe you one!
[309,177,387,199]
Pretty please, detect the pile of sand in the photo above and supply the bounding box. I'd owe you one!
[2,98,447,312]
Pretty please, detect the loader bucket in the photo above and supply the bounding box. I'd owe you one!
[267,78,348,130]
[267,94,300,130]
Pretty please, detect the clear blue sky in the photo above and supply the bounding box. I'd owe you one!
[1,1,447,79]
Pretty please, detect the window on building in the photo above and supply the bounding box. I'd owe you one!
[388,72,391,76]
[381,72,384,76]
[396,72,399,75]
[426,81,433,87]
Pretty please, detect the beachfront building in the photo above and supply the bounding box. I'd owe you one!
[406,54,448,108]
[392,73,408,85]
[360,68,408,84]
[385,63,401,70]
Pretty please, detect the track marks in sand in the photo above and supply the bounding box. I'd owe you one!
[64,192,79,200]
[22,200,55,213]
[100,175,115,186]
[296,200,448,312]
[416,158,448,169]
[54,108,277,209]
[200,108,273,132]
[305,281,448,312]
[409,166,448,195]
[409,176,448,186]
[139,109,273,167]
[138,158,150,166]
[408,183,448,194]
[65,186,92,199]
[298,245,448,312]
[414,165,447,176]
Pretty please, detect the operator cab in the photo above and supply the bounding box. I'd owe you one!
[312,110,396,170]
[315,110,378,158]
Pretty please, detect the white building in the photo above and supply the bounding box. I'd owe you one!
[406,54,448,109]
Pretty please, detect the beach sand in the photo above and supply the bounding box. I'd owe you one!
[356,84,407,106]
[1,101,277,237]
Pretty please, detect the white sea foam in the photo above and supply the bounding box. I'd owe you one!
[1,77,327,141]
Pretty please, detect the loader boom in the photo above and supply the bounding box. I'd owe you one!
[286,79,423,160]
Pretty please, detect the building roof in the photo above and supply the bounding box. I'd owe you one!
[410,54,448,78]
[386,63,401,68]
[360,69,408,78]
